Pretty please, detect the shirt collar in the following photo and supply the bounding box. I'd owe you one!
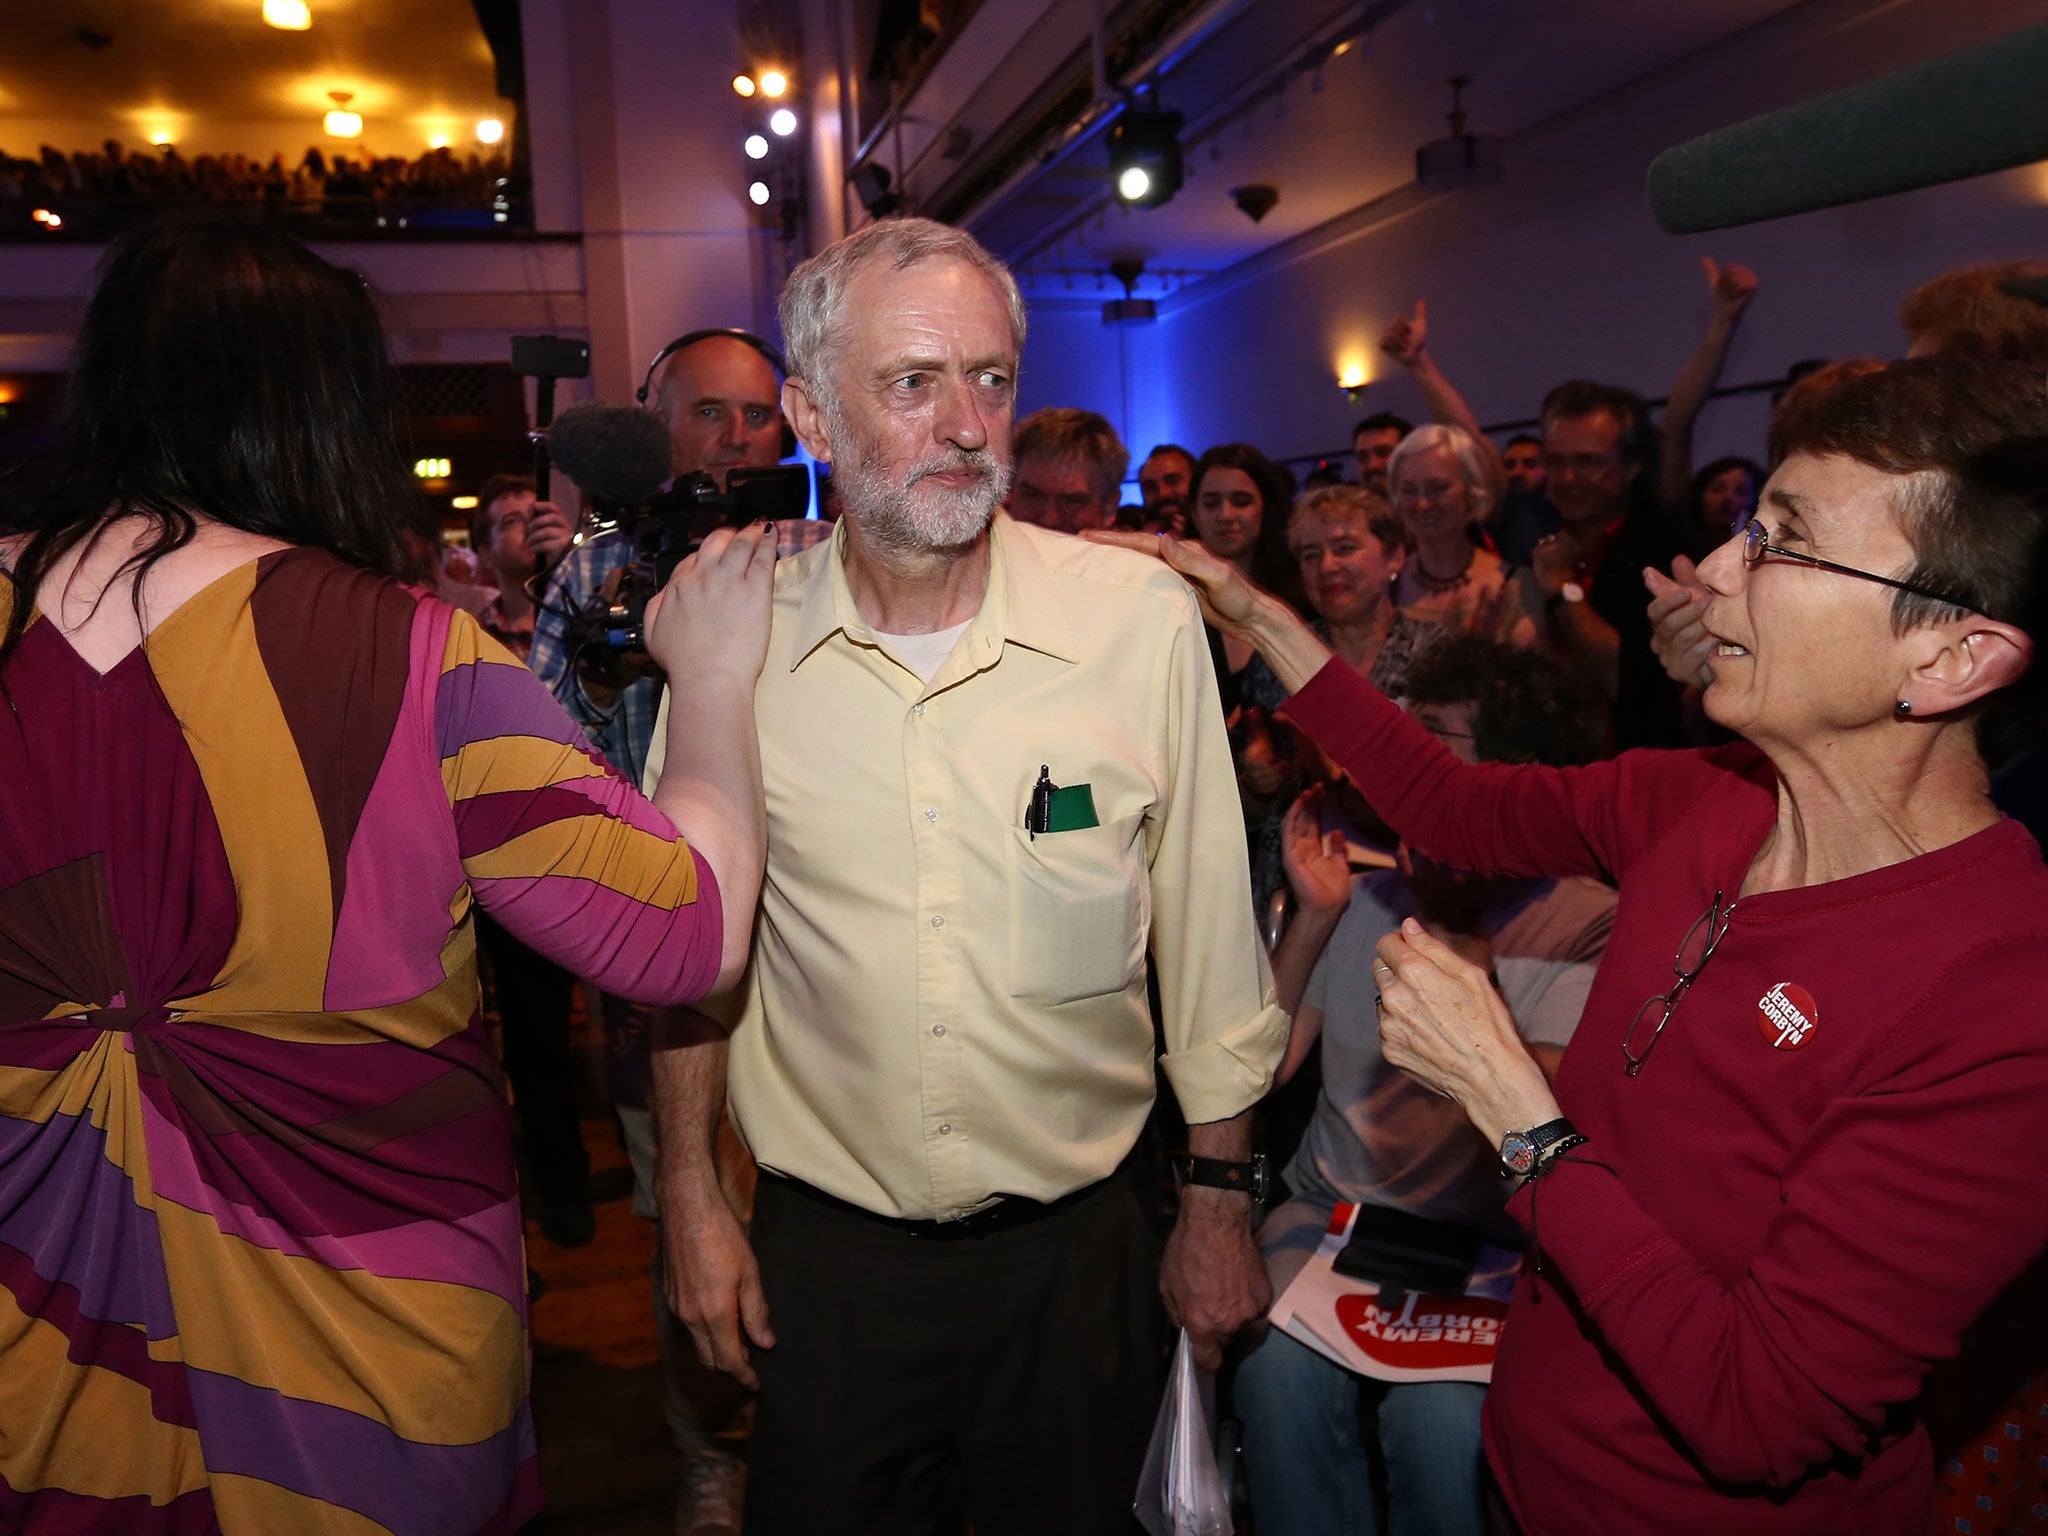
[788,514,1080,672]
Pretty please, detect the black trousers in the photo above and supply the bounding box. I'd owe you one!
[745,1168,1166,1536]
[474,912,585,1194]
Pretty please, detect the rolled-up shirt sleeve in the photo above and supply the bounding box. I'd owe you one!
[1147,589,1289,1124]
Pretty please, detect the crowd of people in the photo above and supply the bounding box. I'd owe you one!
[4,204,2048,1536]
[0,139,523,236]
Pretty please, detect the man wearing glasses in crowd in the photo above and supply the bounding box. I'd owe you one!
[1517,380,1682,747]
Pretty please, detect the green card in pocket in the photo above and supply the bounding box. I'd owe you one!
[1044,783,1099,832]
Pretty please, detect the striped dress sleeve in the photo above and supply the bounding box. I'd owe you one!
[431,604,724,1004]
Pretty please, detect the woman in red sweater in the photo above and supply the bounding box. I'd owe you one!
[1096,358,2048,1534]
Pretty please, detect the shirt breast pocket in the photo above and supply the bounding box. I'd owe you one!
[1005,816,1147,1005]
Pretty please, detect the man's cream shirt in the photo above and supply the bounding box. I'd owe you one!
[646,514,1287,1220]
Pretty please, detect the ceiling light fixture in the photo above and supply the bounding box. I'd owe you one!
[748,181,771,206]
[324,91,362,138]
[850,161,900,218]
[758,70,789,98]
[1108,104,1184,209]
[476,118,504,145]
[1416,77,1503,189]
[744,133,769,160]
[264,0,312,30]
[733,75,757,98]
[769,107,798,137]
[1102,256,1157,325]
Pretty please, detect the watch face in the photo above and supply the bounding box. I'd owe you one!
[1561,581,1586,604]
[1500,1131,1537,1176]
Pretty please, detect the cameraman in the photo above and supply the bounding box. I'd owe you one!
[526,329,785,1534]
[528,331,786,785]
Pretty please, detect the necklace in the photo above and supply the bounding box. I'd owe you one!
[1409,549,1475,595]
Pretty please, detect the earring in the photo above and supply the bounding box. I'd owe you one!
[1895,699,1913,717]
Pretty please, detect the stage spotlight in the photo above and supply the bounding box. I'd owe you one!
[476,118,505,145]
[769,108,798,137]
[749,181,771,206]
[745,134,769,160]
[1108,106,1183,209]
[759,70,789,98]
[733,75,757,98]
[264,0,312,30]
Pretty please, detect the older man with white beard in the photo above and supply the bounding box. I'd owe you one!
[641,217,1287,1534]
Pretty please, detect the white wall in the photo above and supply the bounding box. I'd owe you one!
[547,0,785,406]
[1014,0,2048,473]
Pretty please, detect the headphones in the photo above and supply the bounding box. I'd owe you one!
[637,327,797,459]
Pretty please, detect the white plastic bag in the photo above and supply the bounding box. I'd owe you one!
[1134,1328,1234,1536]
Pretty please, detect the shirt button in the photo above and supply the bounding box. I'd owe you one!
[933,1024,946,1037]
[924,807,939,822]
[913,703,926,717]
[931,915,945,929]
[938,1123,952,1135]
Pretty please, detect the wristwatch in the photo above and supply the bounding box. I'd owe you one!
[1498,1117,1580,1178]
[1547,580,1587,609]
[1173,1153,1268,1203]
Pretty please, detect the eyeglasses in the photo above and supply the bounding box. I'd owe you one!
[1622,892,1731,1077]
[1540,451,1622,479]
[1738,516,1976,613]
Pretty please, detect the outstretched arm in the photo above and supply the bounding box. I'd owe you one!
[641,525,777,992]
[1381,300,1507,510]
[1661,257,1758,508]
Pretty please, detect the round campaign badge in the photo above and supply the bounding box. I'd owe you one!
[1757,982,1818,1051]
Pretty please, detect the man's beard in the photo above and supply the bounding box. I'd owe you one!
[828,411,1011,558]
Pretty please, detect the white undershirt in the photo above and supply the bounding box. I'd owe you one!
[877,619,971,684]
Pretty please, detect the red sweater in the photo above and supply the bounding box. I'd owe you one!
[1285,659,2048,1536]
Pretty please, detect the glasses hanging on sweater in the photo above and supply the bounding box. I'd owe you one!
[1621,892,1732,1077]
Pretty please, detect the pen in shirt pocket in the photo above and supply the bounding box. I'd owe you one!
[1027,765,1054,837]
[1025,765,1099,837]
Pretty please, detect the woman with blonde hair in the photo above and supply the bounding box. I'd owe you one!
[1386,423,1534,645]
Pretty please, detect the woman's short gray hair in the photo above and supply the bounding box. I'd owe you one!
[1386,422,1497,523]
[778,217,1028,409]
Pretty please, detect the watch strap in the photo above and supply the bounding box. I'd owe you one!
[1499,1116,1578,1178]
[1175,1154,1266,1201]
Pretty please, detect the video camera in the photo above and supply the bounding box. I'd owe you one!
[508,336,813,666]
[569,462,810,654]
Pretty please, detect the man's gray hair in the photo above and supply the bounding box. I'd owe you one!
[779,217,1028,408]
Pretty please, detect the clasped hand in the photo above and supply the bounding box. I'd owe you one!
[1372,917,1556,1147]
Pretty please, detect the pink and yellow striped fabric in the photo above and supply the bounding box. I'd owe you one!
[0,546,722,1534]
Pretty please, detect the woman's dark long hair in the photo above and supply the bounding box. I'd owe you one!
[1193,441,1303,609]
[0,217,418,669]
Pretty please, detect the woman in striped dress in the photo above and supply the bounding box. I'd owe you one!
[0,219,774,1534]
